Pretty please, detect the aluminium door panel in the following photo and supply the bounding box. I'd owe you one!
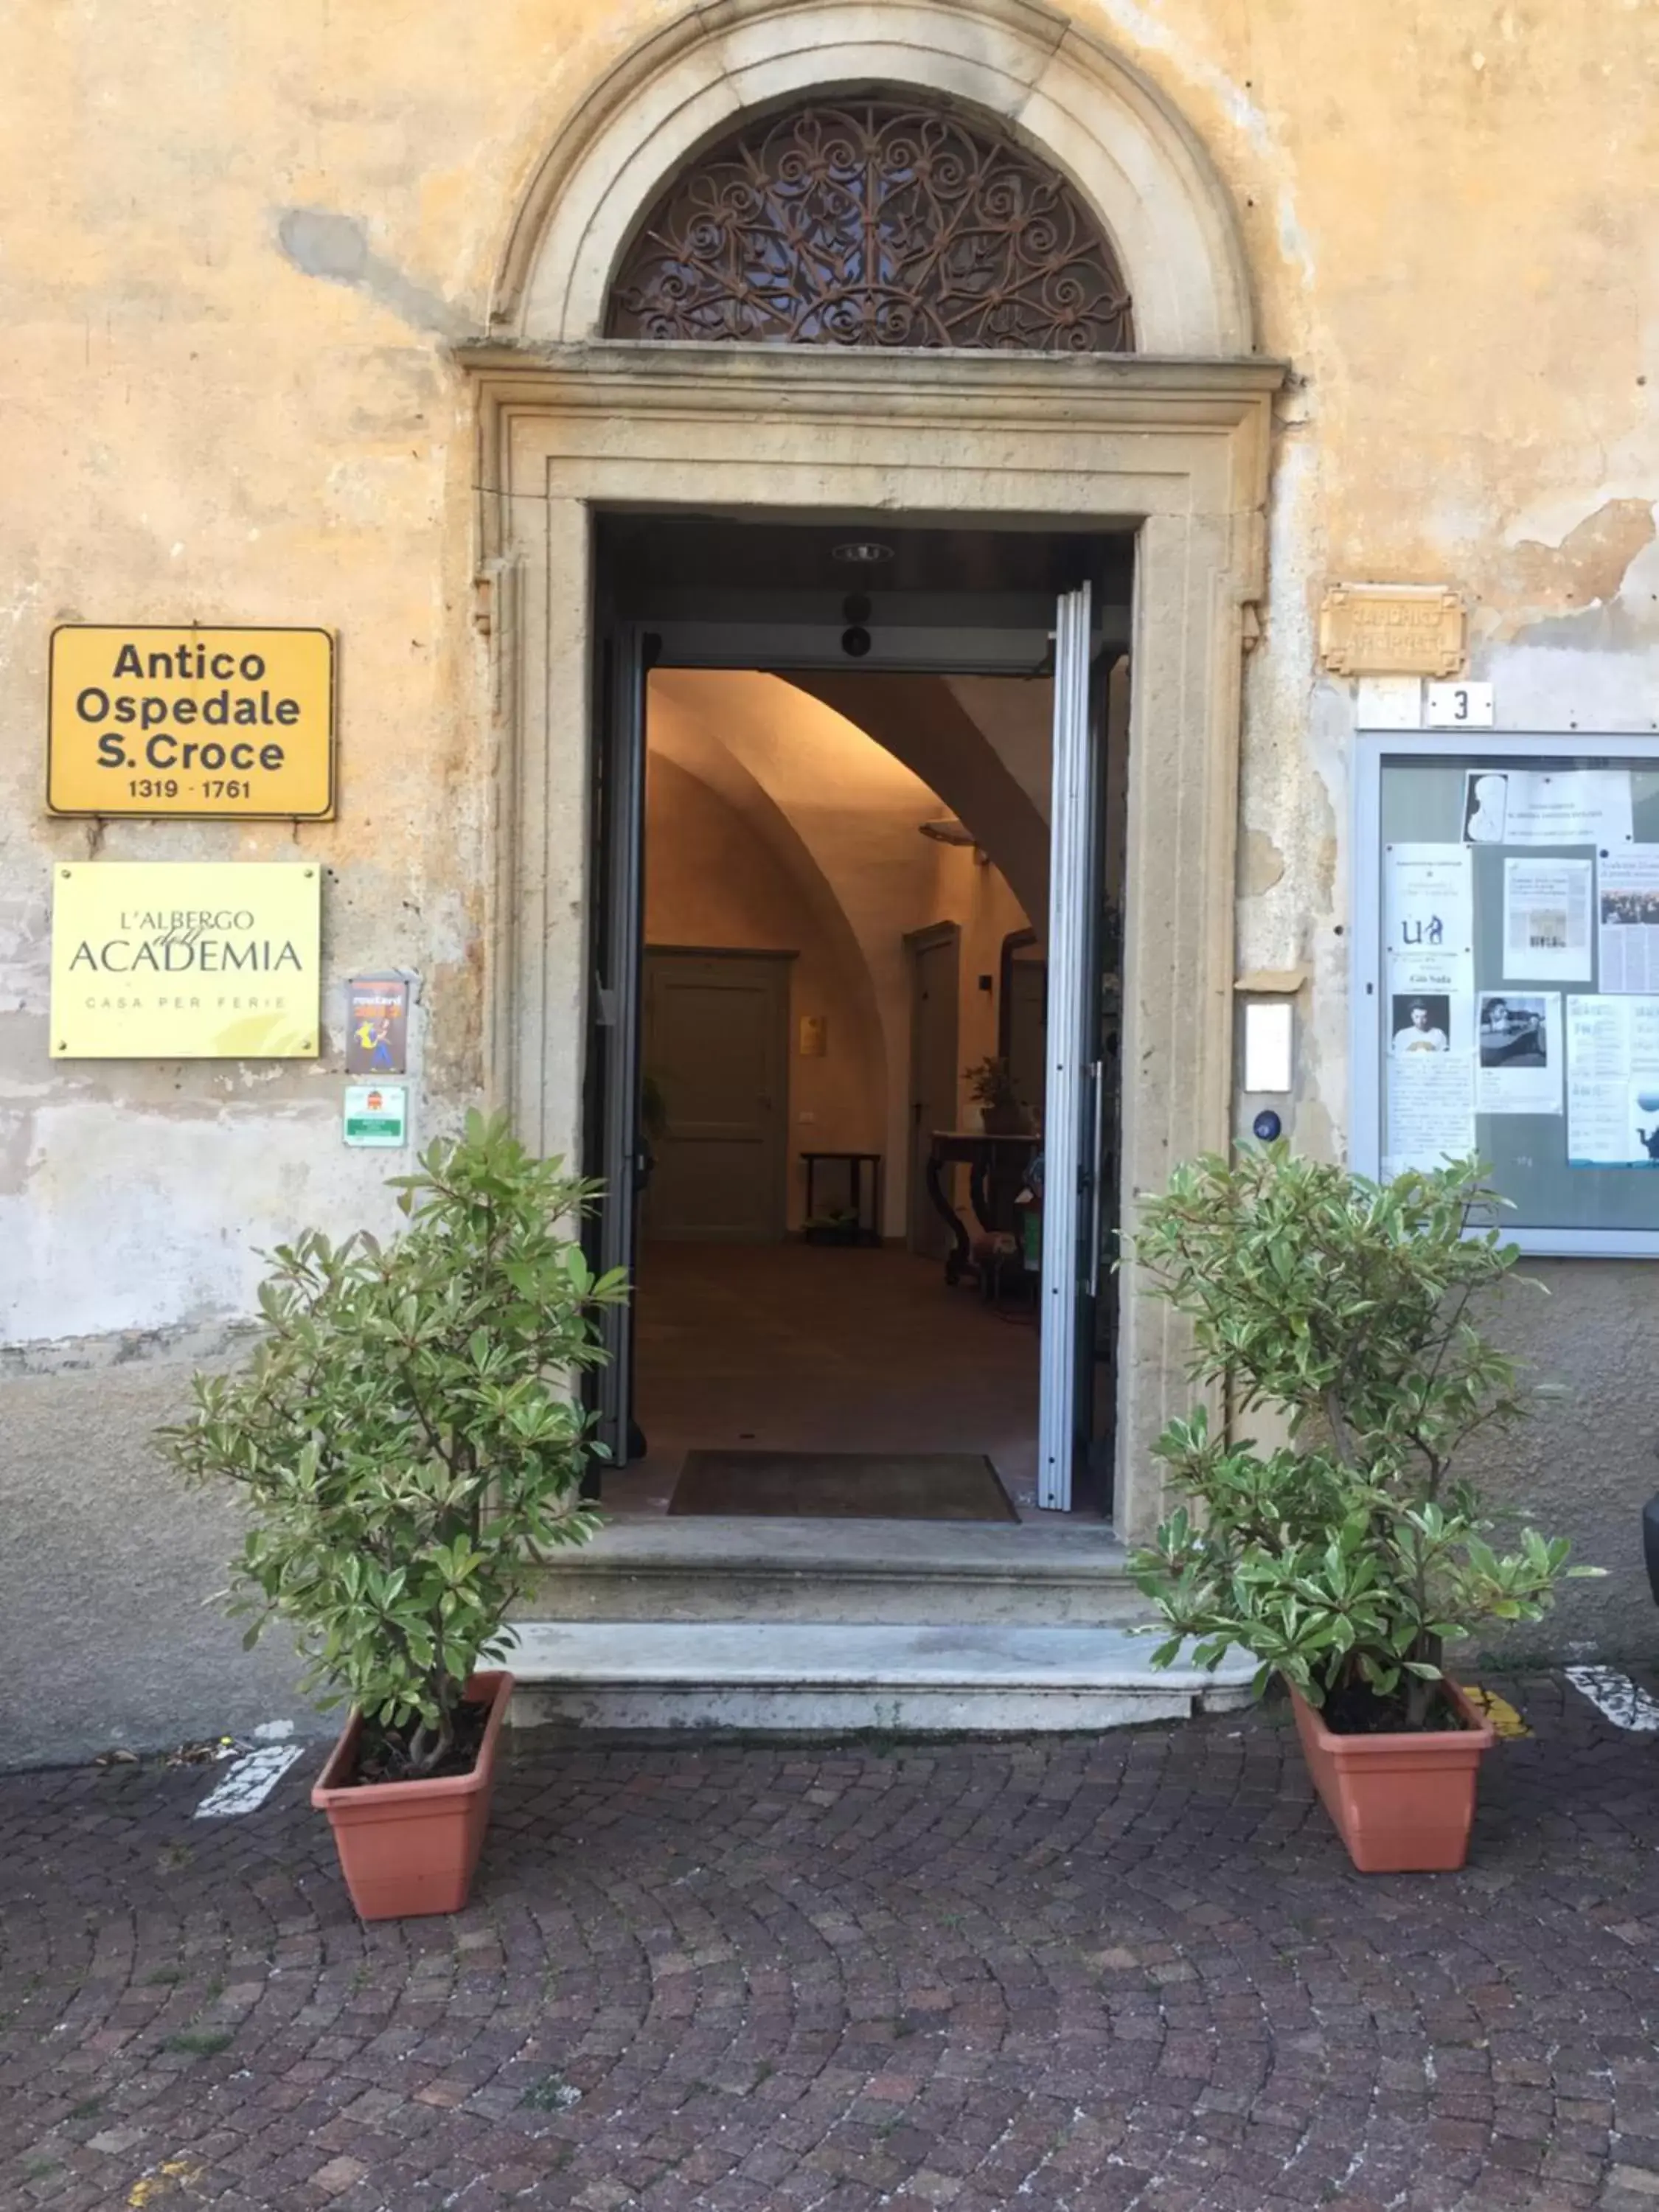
[1036,584,1104,1512]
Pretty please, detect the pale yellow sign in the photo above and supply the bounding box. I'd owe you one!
[48,627,335,818]
[51,863,321,1059]
[1318,585,1466,678]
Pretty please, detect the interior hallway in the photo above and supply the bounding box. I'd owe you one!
[608,1241,1042,1517]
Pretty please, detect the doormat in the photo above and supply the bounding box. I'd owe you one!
[667,1450,1020,1522]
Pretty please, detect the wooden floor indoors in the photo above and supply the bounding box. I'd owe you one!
[608,1239,1042,1517]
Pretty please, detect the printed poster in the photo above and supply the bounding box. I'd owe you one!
[1597,847,1659,994]
[1567,995,1659,1165]
[1382,844,1477,1172]
[1385,844,1473,978]
[1475,991,1562,1115]
[1462,768,1633,849]
[1502,858,1593,983]
[1388,987,1472,1057]
[1384,1048,1475,1179]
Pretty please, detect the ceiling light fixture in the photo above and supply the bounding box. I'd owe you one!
[832,540,895,565]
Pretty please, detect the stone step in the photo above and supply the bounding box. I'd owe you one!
[501,1621,1256,1735]
[515,1514,1145,1626]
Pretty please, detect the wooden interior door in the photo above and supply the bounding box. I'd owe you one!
[641,948,790,1242]
[906,924,960,1258]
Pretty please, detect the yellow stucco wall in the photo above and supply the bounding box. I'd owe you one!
[2,1,1658,1731]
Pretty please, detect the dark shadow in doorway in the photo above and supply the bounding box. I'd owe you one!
[668,1450,1019,1522]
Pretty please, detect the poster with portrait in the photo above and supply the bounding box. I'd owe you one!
[1475,991,1562,1114]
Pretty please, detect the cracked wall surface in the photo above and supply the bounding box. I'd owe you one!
[3,0,1658,1755]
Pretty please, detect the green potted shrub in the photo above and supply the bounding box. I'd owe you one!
[1128,1146,1598,1873]
[159,1110,627,1920]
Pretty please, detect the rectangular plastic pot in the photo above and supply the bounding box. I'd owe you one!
[311,1669,513,1920]
[1290,1677,1495,1874]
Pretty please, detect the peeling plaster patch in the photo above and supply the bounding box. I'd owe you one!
[1239,828,1286,898]
[0,890,48,1009]
[0,1111,32,1197]
[1494,498,1656,641]
[275,209,464,338]
[1294,1096,1335,1166]
[1087,0,1315,284]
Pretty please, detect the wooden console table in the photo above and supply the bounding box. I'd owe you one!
[925,1130,1038,1285]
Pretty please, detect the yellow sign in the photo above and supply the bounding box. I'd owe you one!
[1318,585,1466,678]
[51,863,321,1059]
[48,627,335,818]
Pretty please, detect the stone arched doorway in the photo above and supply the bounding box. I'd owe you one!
[465,0,1279,1537]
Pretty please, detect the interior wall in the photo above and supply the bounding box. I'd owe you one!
[643,751,881,1228]
[945,677,1054,828]
[932,843,1034,1125]
[647,671,1034,1237]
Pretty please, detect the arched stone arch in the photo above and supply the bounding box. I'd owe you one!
[495,0,1255,356]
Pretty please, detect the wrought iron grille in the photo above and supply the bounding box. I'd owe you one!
[605,99,1133,352]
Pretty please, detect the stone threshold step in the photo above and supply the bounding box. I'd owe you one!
[518,1515,1142,1625]
[538,1515,1131,1573]
[501,1621,1256,1735]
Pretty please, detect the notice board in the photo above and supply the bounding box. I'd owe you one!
[1352,733,1659,1255]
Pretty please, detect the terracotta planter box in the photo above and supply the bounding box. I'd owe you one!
[1290,1677,1495,1874]
[311,1670,513,1920]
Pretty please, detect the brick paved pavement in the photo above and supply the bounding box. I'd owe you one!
[2,1674,1658,2212]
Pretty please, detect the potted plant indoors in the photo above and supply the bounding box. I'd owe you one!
[964,1054,1032,1135]
[159,1110,627,1919]
[1128,1147,1598,1873]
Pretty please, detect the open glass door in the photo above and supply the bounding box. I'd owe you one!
[1036,584,1112,1511]
[588,623,650,1472]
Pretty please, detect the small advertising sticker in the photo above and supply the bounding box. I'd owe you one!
[346,976,410,1075]
[343,1085,408,1148]
[50,862,321,1058]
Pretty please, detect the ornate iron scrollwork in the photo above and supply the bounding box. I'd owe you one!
[606,100,1133,352]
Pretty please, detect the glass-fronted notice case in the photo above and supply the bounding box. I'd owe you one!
[1352,733,1659,1254]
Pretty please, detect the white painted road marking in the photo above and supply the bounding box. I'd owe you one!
[1565,1666,1659,1733]
[194,1743,304,1818]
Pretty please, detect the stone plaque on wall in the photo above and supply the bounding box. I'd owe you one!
[1319,585,1466,678]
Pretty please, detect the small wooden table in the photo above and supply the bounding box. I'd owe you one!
[925,1130,1038,1285]
[800,1150,883,1246]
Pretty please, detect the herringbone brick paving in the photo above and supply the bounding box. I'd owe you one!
[2,1674,1657,2210]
